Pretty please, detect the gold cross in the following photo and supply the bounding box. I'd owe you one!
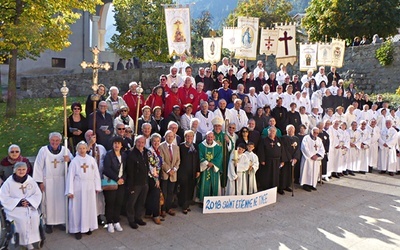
[314,144,318,150]
[81,163,89,173]
[20,184,27,194]
[51,159,60,168]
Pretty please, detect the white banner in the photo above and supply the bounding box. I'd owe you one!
[203,37,222,63]
[164,7,191,56]
[275,23,297,66]
[330,38,346,68]
[299,43,318,71]
[259,27,279,56]
[222,27,242,51]
[202,187,277,214]
[317,42,332,66]
[235,17,259,60]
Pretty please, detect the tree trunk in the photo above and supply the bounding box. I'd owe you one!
[5,49,17,117]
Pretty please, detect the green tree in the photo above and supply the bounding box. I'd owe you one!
[303,0,400,42]
[109,0,173,63]
[0,0,102,117]
[191,11,213,59]
[225,0,293,28]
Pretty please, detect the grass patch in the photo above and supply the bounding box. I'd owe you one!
[0,96,86,157]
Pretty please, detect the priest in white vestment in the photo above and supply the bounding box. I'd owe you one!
[300,128,325,191]
[66,141,101,239]
[33,132,73,232]
[0,162,42,248]
[357,121,371,173]
[245,142,259,194]
[347,121,361,174]
[326,121,341,178]
[229,99,249,132]
[195,101,215,137]
[378,120,398,175]
[227,144,249,196]
[368,119,381,172]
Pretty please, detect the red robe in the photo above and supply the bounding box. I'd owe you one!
[145,94,164,110]
[178,86,197,106]
[164,92,182,118]
[123,91,145,123]
[192,91,208,114]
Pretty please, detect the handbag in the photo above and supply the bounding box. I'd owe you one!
[101,176,118,191]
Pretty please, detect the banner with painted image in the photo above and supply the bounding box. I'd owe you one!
[259,27,279,56]
[203,37,222,63]
[330,38,346,68]
[235,17,259,60]
[164,7,191,56]
[275,23,297,66]
[317,42,332,66]
[222,27,242,51]
[299,43,318,71]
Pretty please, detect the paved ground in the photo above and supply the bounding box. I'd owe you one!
[41,171,400,250]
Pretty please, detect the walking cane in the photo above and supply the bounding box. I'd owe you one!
[61,81,69,234]
[291,161,295,197]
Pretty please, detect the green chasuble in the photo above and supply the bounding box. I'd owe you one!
[197,140,223,202]
[213,130,228,187]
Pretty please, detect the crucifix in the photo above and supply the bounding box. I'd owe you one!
[278,31,293,55]
[51,159,60,168]
[270,141,275,147]
[265,36,274,50]
[314,144,318,151]
[20,184,27,194]
[81,163,89,173]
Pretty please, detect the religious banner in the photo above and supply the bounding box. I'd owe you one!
[275,23,297,66]
[299,43,318,71]
[317,42,332,66]
[203,37,222,63]
[330,38,346,68]
[222,27,242,51]
[164,6,191,56]
[203,187,277,214]
[235,16,259,60]
[259,27,279,56]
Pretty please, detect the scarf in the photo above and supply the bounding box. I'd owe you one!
[12,173,28,183]
[121,115,130,125]
[1,155,23,166]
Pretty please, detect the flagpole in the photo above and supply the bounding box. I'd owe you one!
[134,82,144,136]
[60,81,69,234]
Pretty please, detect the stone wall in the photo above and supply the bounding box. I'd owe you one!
[18,42,400,98]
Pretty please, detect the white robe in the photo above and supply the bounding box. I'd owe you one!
[300,135,325,187]
[227,153,249,196]
[0,175,42,246]
[257,91,275,109]
[326,127,341,175]
[337,129,350,172]
[245,151,259,194]
[378,127,398,172]
[368,125,381,168]
[195,111,215,137]
[358,128,371,172]
[33,146,73,225]
[347,129,361,171]
[229,108,249,132]
[66,155,101,233]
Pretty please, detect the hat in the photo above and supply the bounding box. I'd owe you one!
[13,162,27,173]
[211,116,224,126]
[173,105,181,110]
[222,78,229,84]
[111,136,124,144]
[152,106,162,112]
[184,103,193,108]
[141,105,151,112]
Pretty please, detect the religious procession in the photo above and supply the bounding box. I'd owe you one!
[1,4,400,250]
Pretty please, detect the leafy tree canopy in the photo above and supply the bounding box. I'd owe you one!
[191,10,213,58]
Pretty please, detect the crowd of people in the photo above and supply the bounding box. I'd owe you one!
[1,55,400,248]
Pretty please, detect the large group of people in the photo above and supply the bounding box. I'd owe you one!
[1,55,400,248]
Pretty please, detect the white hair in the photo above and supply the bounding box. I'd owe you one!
[109,86,119,95]
[8,144,21,154]
[49,132,62,140]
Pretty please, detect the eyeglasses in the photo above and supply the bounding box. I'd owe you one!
[229,126,236,129]
[242,131,249,133]
[117,128,126,130]
[126,130,133,133]
[209,104,215,106]
[73,107,81,110]
[99,105,107,108]
[171,86,178,89]
[121,110,128,112]
[10,151,20,153]
[160,78,166,81]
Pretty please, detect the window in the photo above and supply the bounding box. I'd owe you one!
[52,58,66,68]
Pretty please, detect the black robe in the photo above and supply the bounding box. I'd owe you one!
[271,106,288,135]
[279,135,301,189]
[287,111,302,134]
[178,143,200,209]
[318,130,330,175]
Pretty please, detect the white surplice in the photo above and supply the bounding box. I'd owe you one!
[378,127,398,172]
[245,151,259,194]
[0,175,42,246]
[65,154,101,233]
[33,146,73,225]
[227,152,249,196]
[300,135,325,188]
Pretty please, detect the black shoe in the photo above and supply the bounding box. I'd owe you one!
[328,176,332,179]
[129,222,138,229]
[85,230,92,235]
[359,171,365,175]
[135,219,146,226]
[396,171,400,175]
[277,189,285,195]
[332,173,340,179]
[339,173,344,177]
[45,225,53,234]
[75,233,82,240]
[303,186,311,192]
[349,172,355,176]
[380,171,386,174]
[368,167,373,173]
[389,172,394,176]
[343,171,348,176]
[284,187,293,192]
[310,186,317,191]
[58,224,66,231]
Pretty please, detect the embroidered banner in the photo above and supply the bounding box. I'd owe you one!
[330,38,346,68]
[299,43,318,71]
[259,27,279,56]
[203,37,222,63]
[222,27,242,51]
[164,7,191,56]
[275,23,297,66]
[317,42,332,66]
[234,17,259,60]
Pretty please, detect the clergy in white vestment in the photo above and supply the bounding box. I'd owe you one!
[172,54,190,76]
[229,99,249,132]
[326,120,341,178]
[227,144,249,196]
[0,162,42,248]
[257,84,275,109]
[357,121,371,173]
[368,119,381,172]
[245,142,259,194]
[247,88,258,115]
[300,128,325,191]
[195,101,215,137]
[33,132,73,231]
[338,123,350,174]
[347,121,361,174]
[66,141,101,239]
[378,120,398,175]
